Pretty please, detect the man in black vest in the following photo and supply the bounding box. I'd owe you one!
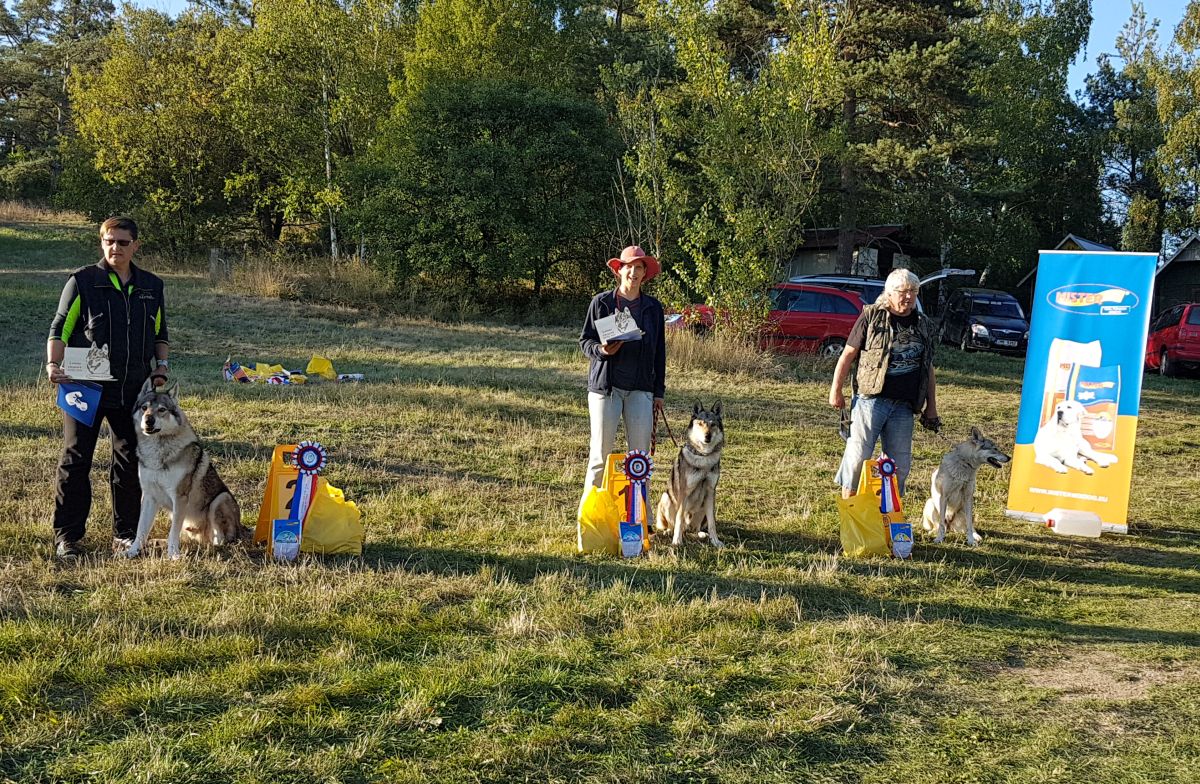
[829,268,939,498]
[46,216,170,558]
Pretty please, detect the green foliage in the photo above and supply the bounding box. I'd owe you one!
[1123,192,1163,252]
[903,0,1105,288]
[67,8,244,253]
[1087,2,1165,253]
[0,0,115,199]
[825,0,984,273]
[404,0,603,96]
[353,77,618,292]
[223,0,409,247]
[1153,0,1200,231]
[613,0,836,332]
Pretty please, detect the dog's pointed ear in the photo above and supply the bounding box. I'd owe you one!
[693,401,702,416]
[140,376,154,395]
[712,400,722,417]
[970,426,982,441]
[166,382,180,401]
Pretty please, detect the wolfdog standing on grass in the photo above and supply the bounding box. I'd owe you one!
[921,427,1011,546]
[124,379,246,559]
[655,402,725,547]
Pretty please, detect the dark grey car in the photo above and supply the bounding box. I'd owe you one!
[939,287,1029,355]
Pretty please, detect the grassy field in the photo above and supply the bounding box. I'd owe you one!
[1,218,1199,783]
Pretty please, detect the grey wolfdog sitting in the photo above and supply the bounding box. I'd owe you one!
[921,427,1011,546]
[124,378,247,559]
[655,402,725,547]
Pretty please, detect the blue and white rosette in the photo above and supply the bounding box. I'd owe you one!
[272,440,328,562]
[290,440,328,524]
[620,450,652,558]
[877,456,900,515]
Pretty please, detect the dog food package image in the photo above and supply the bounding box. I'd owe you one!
[271,518,301,561]
[889,522,914,559]
[1065,364,1121,452]
[1038,338,1102,427]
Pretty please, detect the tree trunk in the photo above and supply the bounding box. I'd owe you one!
[322,75,338,260]
[836,90,857,275]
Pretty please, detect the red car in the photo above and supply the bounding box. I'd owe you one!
[1146,302,1200,377]
[669,283,863,357]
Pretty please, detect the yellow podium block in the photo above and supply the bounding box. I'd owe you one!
[254,444,364,556]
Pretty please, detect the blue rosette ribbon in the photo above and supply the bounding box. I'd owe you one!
[290,441,328,523]
[876,455,900,515]
[620,450,653,558]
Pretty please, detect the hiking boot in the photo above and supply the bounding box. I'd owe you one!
[55,540,87,559]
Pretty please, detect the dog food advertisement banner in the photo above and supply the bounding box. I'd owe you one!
[1005,250,1158,532]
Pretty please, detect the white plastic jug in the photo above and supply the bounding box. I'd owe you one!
[1044,508,1103,538]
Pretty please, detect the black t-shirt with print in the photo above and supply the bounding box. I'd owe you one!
[608,295,647,392]
[847,310,924,408]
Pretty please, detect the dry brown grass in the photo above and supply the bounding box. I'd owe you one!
[666,327,786,378]
[0,200,88,225]
[227,256,305,300]
[303,256,397,310]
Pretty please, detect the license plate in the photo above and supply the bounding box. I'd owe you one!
[997,339,1017,347]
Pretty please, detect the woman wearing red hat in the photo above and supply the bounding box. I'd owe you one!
[579,245,667,494]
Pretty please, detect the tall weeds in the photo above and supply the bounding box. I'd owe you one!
[666,328,785,378]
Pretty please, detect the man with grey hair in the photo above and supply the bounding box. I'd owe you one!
[829,268,940,497]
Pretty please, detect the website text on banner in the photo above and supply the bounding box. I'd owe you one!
[1005,250,1157,533]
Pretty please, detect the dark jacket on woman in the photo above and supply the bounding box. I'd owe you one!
[579,289,666,399]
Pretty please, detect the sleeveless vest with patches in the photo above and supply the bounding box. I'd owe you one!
[853,303,937,411]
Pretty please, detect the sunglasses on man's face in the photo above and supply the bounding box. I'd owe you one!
[102,238,133,247]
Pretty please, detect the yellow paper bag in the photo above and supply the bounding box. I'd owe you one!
[306,355,337,381]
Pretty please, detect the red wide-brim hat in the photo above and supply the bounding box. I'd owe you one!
[607,245,661,281]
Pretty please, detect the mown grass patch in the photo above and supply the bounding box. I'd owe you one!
[1,219,1198,782]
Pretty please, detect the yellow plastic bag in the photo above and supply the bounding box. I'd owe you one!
[838,493,890,557]
[577,484,621,555]
[301,480,364,555]
[838,459,892,557]
[306,355,337,381]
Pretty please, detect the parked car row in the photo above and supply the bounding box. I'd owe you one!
[667,266,1198,376]
[938,287,1029,355]
[667,269,986,358]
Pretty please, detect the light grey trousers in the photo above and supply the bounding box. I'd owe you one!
[583,388,654,492]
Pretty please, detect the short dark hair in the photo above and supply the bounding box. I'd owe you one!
[100,216,138,240]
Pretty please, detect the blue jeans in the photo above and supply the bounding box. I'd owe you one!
[583,388,654,492]
[835,396,915,495]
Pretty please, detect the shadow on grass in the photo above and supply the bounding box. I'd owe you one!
[340,544,1200,649]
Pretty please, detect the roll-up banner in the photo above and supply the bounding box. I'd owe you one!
[1005,250,1158,533]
